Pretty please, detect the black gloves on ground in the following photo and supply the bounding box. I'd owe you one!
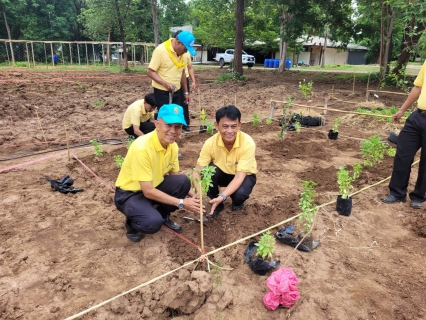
[45,175,83,194]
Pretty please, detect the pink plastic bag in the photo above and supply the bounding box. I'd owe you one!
[263,267,300,310]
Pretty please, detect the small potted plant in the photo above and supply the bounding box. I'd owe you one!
[199,108,207,133]
[297,180,320,251]
[328,117,340,140]
[244,231,280,275]
[336,166,354,216]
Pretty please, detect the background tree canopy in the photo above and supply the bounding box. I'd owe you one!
[1,0,425,73]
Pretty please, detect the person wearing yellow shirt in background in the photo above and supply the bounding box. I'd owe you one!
[115,104,201,242]
[174,30,197,132]
[381,61,426,209]
[192,105,257,219]
[147,30,197,115]
[122,93,156,139]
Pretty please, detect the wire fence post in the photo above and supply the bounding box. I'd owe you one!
[85,42,89,66]
[5,41,11,67]
[92,43,95,65]
[50,42,54,67]
[69,43,73,65]
[31,42,35,68]
[77,44,81,66]
[43,43,48,69]
[101,43,105,68]
[25,42,30,68]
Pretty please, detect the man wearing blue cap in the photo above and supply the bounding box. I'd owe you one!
[114,104,201,241]
[148,30,197,113]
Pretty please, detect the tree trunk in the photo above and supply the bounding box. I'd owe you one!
[114,0,128,70]
[380,4,395,78]
[321,26,328,68]
[2,4,15,65]
[151,0,159,47]
[233,0,244,75]
[392,21,425,75]
[106,30,111,63]
[278,6,291,72]
[378,4,385,65]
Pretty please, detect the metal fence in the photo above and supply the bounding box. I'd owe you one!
[0,39,155,69]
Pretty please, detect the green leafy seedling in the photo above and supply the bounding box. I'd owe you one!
[188,165,216,197]
[114,155,124,168]
[332,117,340,133]
[299,79,313,99]
[352,163,363,180]
[294,120,301,133]
[255,231,275,260]
[360,135,387,167]
[252,113,261,126]
[266,118,272,125]
[200,108,207,126]
[207,121,215,135]
[93,100,105,107]
[337,166,353,199]
[89,139,103,156]
[298,180,318,233]
[387,147,396,157]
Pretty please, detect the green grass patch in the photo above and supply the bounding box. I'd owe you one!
[356,105,411,123]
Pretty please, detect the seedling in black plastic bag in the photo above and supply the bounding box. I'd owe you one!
[255,231,275,260]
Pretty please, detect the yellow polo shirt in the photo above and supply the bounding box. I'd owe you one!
[414,61,426,110]
[183,52,191,78]
[149,40,185,91]
[197,131,257,175]
[115,130,180,191]
[122,99,154,130]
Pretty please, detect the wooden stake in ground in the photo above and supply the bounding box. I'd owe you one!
[365,72,371,102]
[35,107,48,147]
[269,101,275,119]
[234,94,236,107]
[352,72,356,95]
[199,182,205,253]
[64,122,70,161]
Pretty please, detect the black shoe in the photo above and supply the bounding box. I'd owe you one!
[410,200,423,209]
[163,215,182,233]
[381,195,406,204]
[125,219,144,242]
[178,153,183,160]
[206,203,224,219]
[232,204,245,211]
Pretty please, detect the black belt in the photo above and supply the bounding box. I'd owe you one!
[417,109,426,116]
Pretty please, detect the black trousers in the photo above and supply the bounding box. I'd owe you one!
[389,109,426,202]
[206,164,256,206]
[154,87,182,109]
[179,77,190,126]
[114,175,190,234]
[124,121,155,139]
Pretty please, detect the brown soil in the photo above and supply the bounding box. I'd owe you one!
[0,68,425,320]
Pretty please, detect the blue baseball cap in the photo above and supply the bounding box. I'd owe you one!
[158,104,187,126]
[177,31,197,56]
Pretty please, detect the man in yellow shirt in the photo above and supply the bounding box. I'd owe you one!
[122,93,156,139]
[147,30,197,114]
[174,30,197,132]
[381,61,426,209]
[115,104,201,241]
[192,105,257,219]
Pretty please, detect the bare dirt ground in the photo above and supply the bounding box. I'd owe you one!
[0,67,425,320]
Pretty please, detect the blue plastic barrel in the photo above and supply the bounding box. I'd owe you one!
[264,59,270,68]
[268,59,275,68]
[273,59,280,68]
[285,58,292,69]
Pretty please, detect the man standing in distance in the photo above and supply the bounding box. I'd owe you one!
[381,61,426,209]
[192,105,257,219]
[148,30,197,113]
[174,30,197,132]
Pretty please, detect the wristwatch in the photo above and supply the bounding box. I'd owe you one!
[177,199,184,209]
[218,193,227,202]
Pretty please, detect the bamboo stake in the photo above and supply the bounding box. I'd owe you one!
[365,72,371,102]
[234,94,236,106]
[64,122,70,161]
[366,89,408,96]
[331,85,334,94]
[352,72,356,94]
[270,100,407,120]
[35,107,48,147]
[199,182,204,253]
